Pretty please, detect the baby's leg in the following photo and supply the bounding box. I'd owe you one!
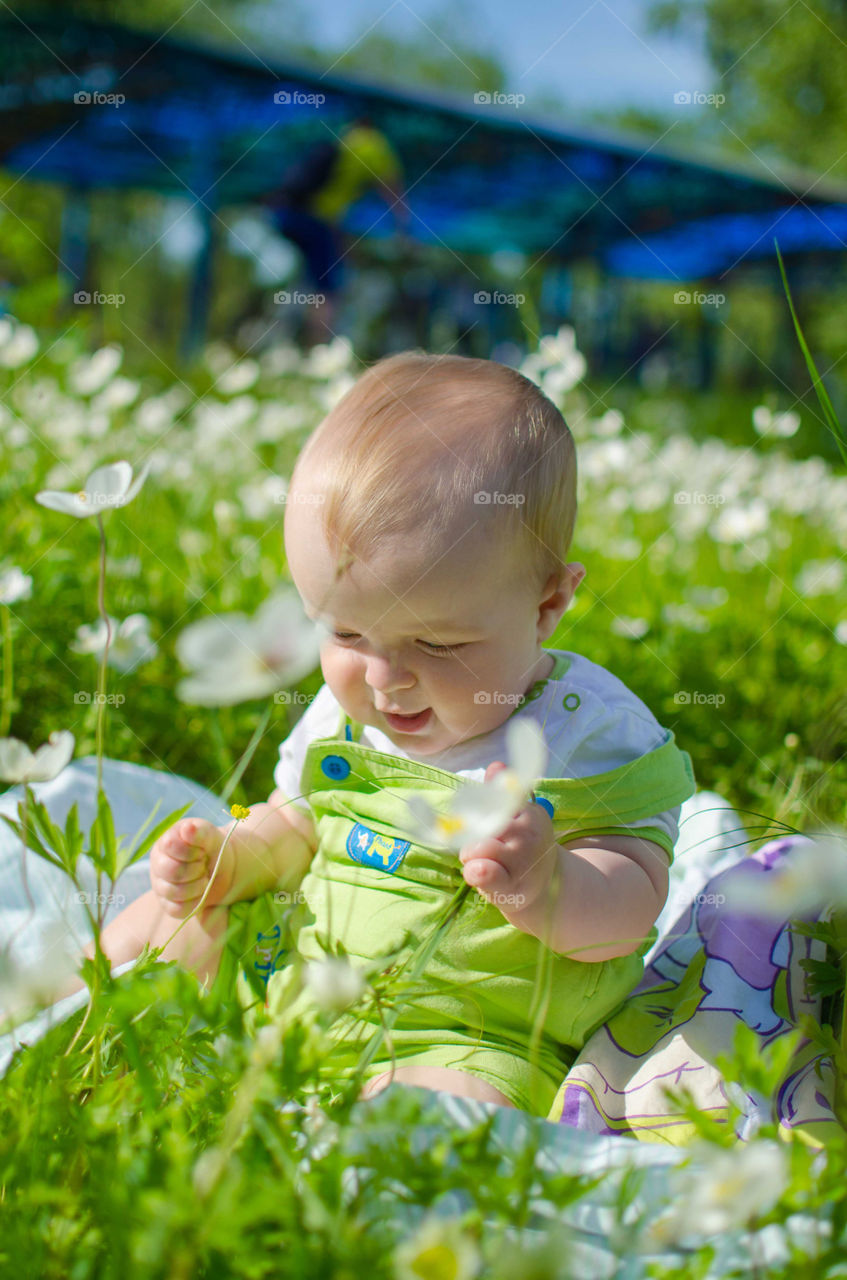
[51,889,230,1004]
[360,1065,512,1108]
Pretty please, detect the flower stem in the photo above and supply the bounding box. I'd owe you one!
[88,513,112,1088]
[0,604,13,739]
[352,881,472,1082]
[94,514,112,798]
[220,703,272,805]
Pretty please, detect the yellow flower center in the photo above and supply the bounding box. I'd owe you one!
[230,803,251,820]
[436,814,464,837]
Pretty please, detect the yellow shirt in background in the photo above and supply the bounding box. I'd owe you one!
[309,125,403,223]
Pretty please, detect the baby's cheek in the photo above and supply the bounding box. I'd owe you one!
[324,651,368,716]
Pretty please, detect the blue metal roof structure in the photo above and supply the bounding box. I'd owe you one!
[3,10,847,281]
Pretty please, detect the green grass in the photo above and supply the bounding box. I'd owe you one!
[2,320,847,1277]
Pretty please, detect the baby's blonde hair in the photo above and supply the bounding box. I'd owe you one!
[290,350,577,588]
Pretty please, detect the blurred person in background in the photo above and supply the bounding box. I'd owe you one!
[261,114,411,345]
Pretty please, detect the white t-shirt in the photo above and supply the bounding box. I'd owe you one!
[273,649,682,852]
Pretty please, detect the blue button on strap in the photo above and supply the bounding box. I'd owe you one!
[533,796,554,818]
[321,754,351,781]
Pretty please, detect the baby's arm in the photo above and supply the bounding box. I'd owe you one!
[459,765,668,961]
[510,832,668,961]
[149,789,317,918]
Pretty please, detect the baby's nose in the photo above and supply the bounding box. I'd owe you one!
[364,651,414,691]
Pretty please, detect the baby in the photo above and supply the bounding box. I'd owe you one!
[95,351,695,1116]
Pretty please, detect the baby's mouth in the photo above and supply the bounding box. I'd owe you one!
[381,708,432,733]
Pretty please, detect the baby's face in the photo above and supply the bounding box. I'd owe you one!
[285,499,580,757]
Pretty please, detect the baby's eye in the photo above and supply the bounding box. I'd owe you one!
[418,640,462,656]
[332,631,360,644]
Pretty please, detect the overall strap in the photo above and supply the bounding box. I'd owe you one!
[332,705,364,744]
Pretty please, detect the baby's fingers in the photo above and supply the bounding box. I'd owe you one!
[150,867,206,908]
[154,889,204,919]
[151,847,207,885]
[160,819,215,860]
[461,852,511,895]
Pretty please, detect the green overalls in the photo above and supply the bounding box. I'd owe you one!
[213,705,696,1117]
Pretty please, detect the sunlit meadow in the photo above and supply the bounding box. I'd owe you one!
[2,315,847,1277]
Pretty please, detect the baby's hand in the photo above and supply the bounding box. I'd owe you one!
[149,818,232,917]
[459,762,558,922]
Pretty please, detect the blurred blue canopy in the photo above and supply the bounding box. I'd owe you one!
[4,10,847,280]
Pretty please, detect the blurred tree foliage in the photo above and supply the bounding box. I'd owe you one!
[647,0,847,178]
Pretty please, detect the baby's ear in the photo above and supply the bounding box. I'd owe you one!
[537,564,584,640]
[565,562,586,598]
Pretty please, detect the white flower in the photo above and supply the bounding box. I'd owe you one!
[794,559,845,597]
[303,336,354,379]
[689,586,729,609]
[520,325,586,392]
[175,588,321,706]
[91,376,140,413]
[68,345,123,395]
[661,603,710,633]
[260,344,303,377]
[836,620,847,646]
[594,408,625,436]
[0,731,75,783]
[406,718,547,850]
[35,459,149,519]
[216,360,259,394]
[0,567,32,605]
[0,924,79,1011]
[710,499,769,544]
[238,475,288,521]
[752,405,800,438]
[71,614,158,673]
[540,351,587,401]
[394,1215,481,1280]
[644,1139,789,1247]
[203,340,237,376]
[610,615,649,639]
[0,323,39,368]
[722,834,847,917]
[179,530,210,557]
[305,958,365,1013]
[318,372,357,411]
[134,388,189,435]
[255,402,311,441]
